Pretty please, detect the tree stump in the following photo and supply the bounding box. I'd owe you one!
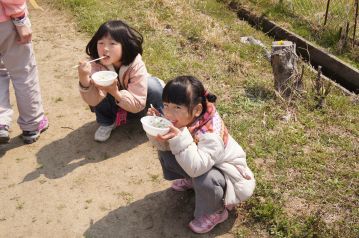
[271,41,302,97]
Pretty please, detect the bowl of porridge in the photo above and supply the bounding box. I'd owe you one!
[91,71,118,86]
[141,115,172,136]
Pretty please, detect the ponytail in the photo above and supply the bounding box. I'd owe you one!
[204,91,217,103]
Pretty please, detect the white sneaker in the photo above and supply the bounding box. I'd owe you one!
[94,123,116,142]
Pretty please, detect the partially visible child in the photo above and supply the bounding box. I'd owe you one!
[77,20,163,142]
[147,75,255,234]
[0,0,48,144]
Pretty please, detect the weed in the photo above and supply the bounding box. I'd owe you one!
[16,202,25,210]
[15,157,25,163]
[148,173,161,183]
[54,97,63,103]
[115,192,134,205]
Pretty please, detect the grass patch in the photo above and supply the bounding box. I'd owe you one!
[222,0,359,68]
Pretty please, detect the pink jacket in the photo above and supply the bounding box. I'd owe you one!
[0,0,27,23]
[79,54,150,113]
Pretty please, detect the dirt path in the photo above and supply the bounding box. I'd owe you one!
[0,4,237,238]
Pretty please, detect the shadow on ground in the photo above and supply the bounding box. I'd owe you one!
[21,120,147,182]
[84,189,236,238]
[0,135,25,158]
[244,83,275,101]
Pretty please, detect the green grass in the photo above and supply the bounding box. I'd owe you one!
[222,0,359,69]
[41,0,359,237]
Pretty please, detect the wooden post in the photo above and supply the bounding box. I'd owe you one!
[324,0,331,26]
[354,0,358,47]
[344,22,350,49]
[271,41,301,97]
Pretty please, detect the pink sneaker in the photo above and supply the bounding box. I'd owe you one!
[22,116,49,144]
[189,209,229,234]
[171,178,193,191]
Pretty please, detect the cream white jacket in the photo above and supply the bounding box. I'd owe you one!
[168,127,255,206]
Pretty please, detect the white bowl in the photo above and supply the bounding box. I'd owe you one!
[91,71,118,86]
[141,115,172,136]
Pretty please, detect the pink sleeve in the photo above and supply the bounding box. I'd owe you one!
[1,0,27,17]
[117,62,148,113]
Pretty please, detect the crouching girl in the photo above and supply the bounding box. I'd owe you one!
[147,75,255,234]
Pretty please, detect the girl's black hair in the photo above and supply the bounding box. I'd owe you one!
[86,20,143,66]
[162,75,217,116]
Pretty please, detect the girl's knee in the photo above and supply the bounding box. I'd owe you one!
[147,77,163,105]
[193,170,225,190]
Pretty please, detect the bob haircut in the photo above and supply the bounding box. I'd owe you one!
[162,75,216,116]
[86,20,143,66]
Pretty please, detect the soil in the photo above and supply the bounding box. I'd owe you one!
[0,4,237,238]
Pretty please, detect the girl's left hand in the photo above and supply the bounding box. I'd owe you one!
[15,24,32,44]
[93,80,118,96]
[156,125,180,141]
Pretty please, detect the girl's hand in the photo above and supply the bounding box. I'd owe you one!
[147,107,160,116]
[78,60,91,76]
[156,125,180,141]
[93,80,119,96]
[236,166,252,180]
[15,24,32,44]
[78,60,92,87]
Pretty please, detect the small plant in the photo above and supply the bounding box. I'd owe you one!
[115,192,134,205]
[86,156,96,161]
[148,173,161,183]
[16,202,25,210]
[15,157,25,163]
[313,66,332,109]
[39,179,46,184]
[54,97,63,103]
[56,204,66,210]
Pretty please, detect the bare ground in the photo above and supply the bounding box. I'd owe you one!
[0,5,237,238]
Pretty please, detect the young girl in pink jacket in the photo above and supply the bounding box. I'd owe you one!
[77,20,163,142]
[0,0,48,144]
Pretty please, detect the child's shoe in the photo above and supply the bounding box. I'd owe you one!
[94,123,116,142]
[189,209,229,234]
[0,125,10,144]
[171,178,193,191]
[22,116,49,144]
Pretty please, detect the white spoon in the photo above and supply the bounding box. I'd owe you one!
[72,56,107,69]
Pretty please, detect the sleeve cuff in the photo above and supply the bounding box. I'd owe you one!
[12,15,30,27]
[78,81,93,92]
[169,128,194,155]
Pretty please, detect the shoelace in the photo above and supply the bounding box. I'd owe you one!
[99,126,111,133]
[180,179,189,186]
[195,215,214,228]
[180,179,192,188]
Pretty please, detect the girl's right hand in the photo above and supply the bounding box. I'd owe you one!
[78,60,91,76]
[157,125,180,141]
[147,107,160,116]
[78,60,92,86]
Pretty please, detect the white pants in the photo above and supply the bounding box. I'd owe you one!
[0,20,44,131]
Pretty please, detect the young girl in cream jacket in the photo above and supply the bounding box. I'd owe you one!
[147,75,255,234]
